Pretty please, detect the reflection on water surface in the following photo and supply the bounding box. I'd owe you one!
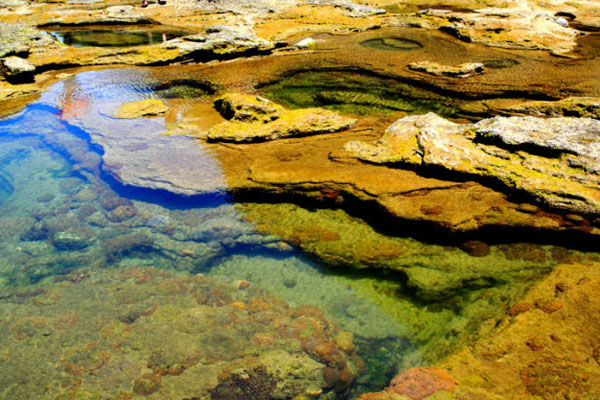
[359,37,424,51]
[44,26,191,48]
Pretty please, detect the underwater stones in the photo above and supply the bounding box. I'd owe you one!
[359,37,423,51]
[113,99,169,119]
[133,373,162,396]
[239,202,572,305]
[52,229,94,251]
[386,367,457,400]
[0,56,35,83]
[346,113,600,216]
[407,61,484,78]
[107,205,137,223]
[501,96,600,119]
[101,233,155,261]
[208,93,356,142]
[0,167,14,201]
[459,240,490,257]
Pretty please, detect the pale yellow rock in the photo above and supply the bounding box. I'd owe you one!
[113,98,169,119]
[346,113,600,215]
[408,61,484,78]
[208,93,356,142]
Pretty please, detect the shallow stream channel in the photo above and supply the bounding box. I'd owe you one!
[1,27,600,400]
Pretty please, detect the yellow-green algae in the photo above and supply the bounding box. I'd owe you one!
[258,70,486,120]
[237,202,599,365]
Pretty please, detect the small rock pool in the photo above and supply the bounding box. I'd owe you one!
[42,25,192,47]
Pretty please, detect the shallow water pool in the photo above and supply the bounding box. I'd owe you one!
[43,25,192,47]
[0,68,593,399]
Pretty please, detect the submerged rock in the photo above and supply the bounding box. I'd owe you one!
[113,99,169,119]
[407,61,484,78]
[208,93,356,142]
[346,113,600,215]
[240,202,587,301]
[0,267,362,399]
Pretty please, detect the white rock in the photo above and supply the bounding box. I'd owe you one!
[555,17,569,27]
[294,37,314,48]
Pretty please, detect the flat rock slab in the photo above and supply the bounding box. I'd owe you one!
[162,25,276,57]
[346,113,600,215]
[69,102,227,197]
[501,96,600,118]
[408,61,484,78]
[113,99,169,119]
[410,5,580,55]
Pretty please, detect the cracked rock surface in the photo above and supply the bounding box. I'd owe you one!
[347,113,600,216]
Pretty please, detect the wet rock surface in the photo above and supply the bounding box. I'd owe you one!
[347,113,600,216]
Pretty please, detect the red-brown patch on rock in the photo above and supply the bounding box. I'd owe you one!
[459,240,491,257]
[538,301,563,313]
[10,316,47,339]
[593,346,600,365]
[108,205,137,223]
[54,312,81,330]
[252,333,275,346]
[525,337,545,352]
[320,188,341,199]
[420,205,443,216]
[554,281,568,293]
[323,366,340,388]
[121,268,154,284]
[508,302,535,316]
[64,362,86,376]
[335,366,356,391]
[519,357,592,397]
[386,367,457,400]
[133,373,162,396]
